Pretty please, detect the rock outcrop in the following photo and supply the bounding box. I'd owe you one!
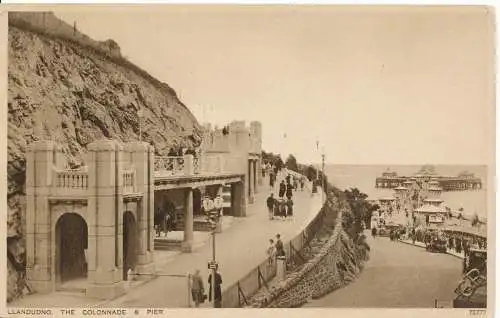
[7,12,202,301]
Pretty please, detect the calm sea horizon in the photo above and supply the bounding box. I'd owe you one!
[324,164,488,219]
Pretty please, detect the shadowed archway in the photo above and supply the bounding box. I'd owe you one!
[123,211,137,280]
[55,213,88,286]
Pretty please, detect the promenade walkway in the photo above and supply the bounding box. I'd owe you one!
[9,174,324,308]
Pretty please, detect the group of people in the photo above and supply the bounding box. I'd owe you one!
[154,201,176,237]
[401,226,487,255]
[266,234,286,267]
[265,163,306,193]
[265,170,311,221]
[190,268,223,308]
[267,193,294,220]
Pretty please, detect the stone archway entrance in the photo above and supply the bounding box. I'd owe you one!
[55,213,88,288]
[123,211,137,280]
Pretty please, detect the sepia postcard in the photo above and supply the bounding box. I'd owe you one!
[0,3,495,318]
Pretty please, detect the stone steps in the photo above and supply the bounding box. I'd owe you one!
[154,239,181,251]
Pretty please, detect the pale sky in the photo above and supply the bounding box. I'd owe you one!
[53,5,494,165]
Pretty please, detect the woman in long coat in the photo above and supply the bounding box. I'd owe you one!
[286,199,294,220]
[208,270,223,308]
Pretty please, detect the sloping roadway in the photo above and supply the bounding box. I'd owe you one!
[304,232,463,308]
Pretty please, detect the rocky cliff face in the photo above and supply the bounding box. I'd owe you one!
[7,13,202,301]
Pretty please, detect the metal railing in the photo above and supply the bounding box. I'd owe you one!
[222,187,331,308]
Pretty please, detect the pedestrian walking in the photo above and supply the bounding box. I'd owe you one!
[275,234,285,258]
[279,181,286,198]
[269,171,275,190]
[163,213,170,237]
[191,269,205,308]
[286,198,294,220]
[267,239,276,266]
[208,269,223,308]
[280,200,288,221]
[267,193,275,220]
[286,182,293,200]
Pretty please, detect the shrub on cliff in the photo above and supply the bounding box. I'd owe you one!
[285,154,299,172]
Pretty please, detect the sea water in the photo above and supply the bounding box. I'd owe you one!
[325,164,488,219]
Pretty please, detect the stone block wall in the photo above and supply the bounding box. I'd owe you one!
[250,208,369,308]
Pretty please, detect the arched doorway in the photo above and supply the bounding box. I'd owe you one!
[55,213,88,286]
[123,211,137,280]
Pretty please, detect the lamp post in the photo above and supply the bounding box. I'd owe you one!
[204,195,220,308]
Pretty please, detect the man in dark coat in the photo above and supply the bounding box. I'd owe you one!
[286,182,293,200]
[286,198,294,219]
[269,171,275,189]
[208,269,223,308]
[279,181,286,198]
[275,234,285,257]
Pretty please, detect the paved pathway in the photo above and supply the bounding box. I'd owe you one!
[304,231,463,308]
[10,174,323,308]
[104,184,323,308]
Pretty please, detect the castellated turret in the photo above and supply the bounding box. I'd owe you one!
[229,121,250,153]
[201,120,262,156]
[249,121,262,154]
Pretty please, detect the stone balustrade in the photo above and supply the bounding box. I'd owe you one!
[154,156,186,175]
[54,168,88,189]
[193,157,201,174]
[122,169,135,194]
[51,168,89,197]
[51,165,139,197]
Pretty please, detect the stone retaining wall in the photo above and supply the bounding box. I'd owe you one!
[250,204,369,308]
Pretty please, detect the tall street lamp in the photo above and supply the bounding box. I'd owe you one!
[204,195,221,308]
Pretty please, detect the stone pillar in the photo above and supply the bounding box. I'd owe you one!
[248,160,255,204]
[231,181,247,217]
[86,140,125,299]
[276,256,286,281]
[253,159,258,193]
[125,142,155,278]
[181,187,194,252]
[26,140,56,293]
[257,158,263,187]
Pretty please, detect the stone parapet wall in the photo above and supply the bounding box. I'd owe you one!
[201,120,262,157]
